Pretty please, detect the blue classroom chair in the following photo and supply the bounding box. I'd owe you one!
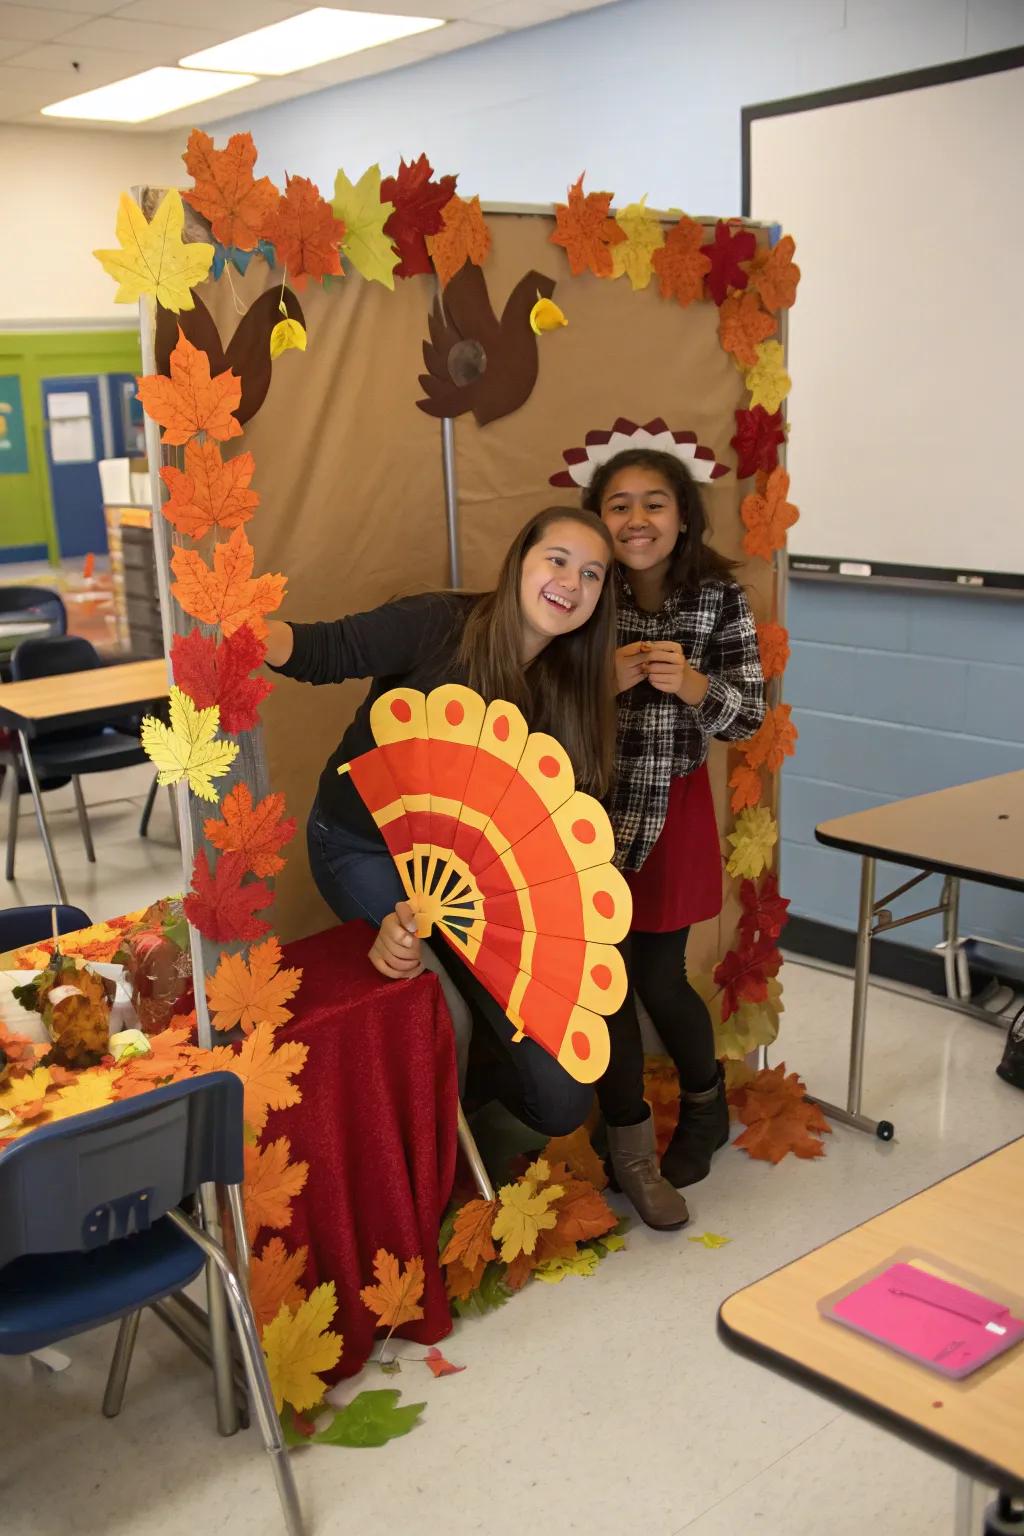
[0,1075,302,1535]
[0,903,92,954]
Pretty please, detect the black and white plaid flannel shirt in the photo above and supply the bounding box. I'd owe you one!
[608,573,766,872]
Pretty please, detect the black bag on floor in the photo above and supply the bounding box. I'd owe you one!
[996,1002,1024,1091]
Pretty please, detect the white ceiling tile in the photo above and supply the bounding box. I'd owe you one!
[279,1,496,19]
[156,71,328,130]
[401,18,505,53]
[0,36,32,61]
[55,16,233,54]
[114,0,299,27]
[469,0,565,23]
[4,41,159,88]
[0,5,87,41]
[10,0,120,11]
[299,37,436,83]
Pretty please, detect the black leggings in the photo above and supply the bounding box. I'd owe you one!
[596,927,718,1127]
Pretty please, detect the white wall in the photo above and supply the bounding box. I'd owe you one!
[2,125,184,327]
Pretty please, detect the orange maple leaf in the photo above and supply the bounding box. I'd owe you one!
[542,1127,608,1192]
[243,1135,309,1242]
[643,1054,680,1158]
[652,215,711,307]
[718,290,777,367]
[182,129,280,252]
[207,937,302,1034]
[225,1023,308,1133]
[137,331,242,446]
[549,173,625,278]
[549,1179,617,1245]
[263,174,345,290]
[740,465,799,561]
[110,1024,196,1099]
[747,235,801,311]
[171,525,286,640]
[249,1237,308,1335]
[756,621,791,680]
[160,442,259,541]
[204,783,296,877]
[359,1249,426,1329]
[729,761,763,814]
[0,1026,41,1074]
[728,1062,830,1164]
[445,1256,486,1302]
[440,1198,498,1272]
[426,194,491,287]
[742,702,798,773]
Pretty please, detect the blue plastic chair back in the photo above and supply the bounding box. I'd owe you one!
[0,586,67,637]
[0,1074,244,1272]
[0,904,93,953]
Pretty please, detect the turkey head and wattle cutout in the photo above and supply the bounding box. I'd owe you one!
[339,683,631,1083]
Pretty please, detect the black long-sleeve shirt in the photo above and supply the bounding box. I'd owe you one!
[271,593,472,838]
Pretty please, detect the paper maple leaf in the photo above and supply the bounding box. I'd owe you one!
[170,625,272,736]
[331,164,398,288]
[731,405,786,480]
[423,1347,464,1377]
[93,190,214,313]
[312,1389,424,1448]
[728,761,762,814]
[652,214,711,307]
[48,1069,122,1121]
[756,621,791,680]
[426,193,491,288]
[381,154,457,279]
[548,1179,617,1245]
[739,873,791,948]
[204,783,296,877]
[534,1249,600,1283]
[701,220,757,306]
[360,1249,426,1329]
[263,174,345,290]
[747,234,801,311]
[183,849,274,945]
[262,1281,343,1413]
[250,1237,308,1336]
[542,1126,608,1191]
[550,173,625,278]
[689,1232,732,1249]
[610,199,665,291]
[207,937,301,1034]
[171,525,286,640]
[141,686,239,803]
[137,332,242,446]
[112,1024,195,1097]
[743,702,798,774]
[714,975,783,1062]
[728,1063,830,1164]
[726,806,778,880]
[741,466,800,562]
[744,341,792,415]
[718,290,777,367]
[225,1022,308,1133]
[160,441,258,541]
[440,1198,498,1273]
[243,1135,309,1242]
[713,938,781,1022]
[182,130,280,252]
[492,1173,563,1262]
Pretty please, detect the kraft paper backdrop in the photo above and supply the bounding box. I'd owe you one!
[188,210,775,956]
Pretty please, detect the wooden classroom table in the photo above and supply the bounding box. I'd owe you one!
[813,771,1024,1139]
[0,658,167,906]
[719,1137,1024,1520]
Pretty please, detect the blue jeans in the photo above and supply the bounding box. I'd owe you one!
[306,801,592,1136]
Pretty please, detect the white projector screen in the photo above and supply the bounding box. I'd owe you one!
[746,53,1024,587]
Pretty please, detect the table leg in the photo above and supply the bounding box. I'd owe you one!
[16,730,67,905]
[199,1182,240,1436]
[942,876,963,1002]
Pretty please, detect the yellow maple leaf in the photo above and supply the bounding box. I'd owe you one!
[141,686,239,803]
[688,1232,732,1249]
[725,806,779,880]
[611,198,665,290]
[269,318,307,359]
[715,974,784,1061]
[261,1281,343,1413]
[743,340,792,414]
[207,938,302,1034]
[533,1248,600,1283]
[0,1067,53,1115]
[359,1249,426,1329]
[492,1175,563,1262]
[93,190,214,312]
[47,1069,122,1121]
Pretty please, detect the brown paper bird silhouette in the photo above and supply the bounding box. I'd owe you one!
[155,287,305,426]
[417,265,557,426]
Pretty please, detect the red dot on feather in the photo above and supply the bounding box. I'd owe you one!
[539,755,560,778]
[493,715,510,741]
[571,1031,591,1060]
[445,700,464,726]
[593,890,615,919]
[572,818,596,844]
[590,964,612,990]
[391,699,412,723]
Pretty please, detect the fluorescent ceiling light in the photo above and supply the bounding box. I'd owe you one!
[180,7,445,77]
[42,66,257,123]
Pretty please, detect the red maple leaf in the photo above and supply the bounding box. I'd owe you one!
[183,849,273,943]
[739,874,791,948]
[713,937,782,1022]
[381,154,457,279]
[170,625,272,735]
[701,220,756,305]
[731,406,785,479]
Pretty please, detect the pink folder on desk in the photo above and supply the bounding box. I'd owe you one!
[826,1262,1024,1379]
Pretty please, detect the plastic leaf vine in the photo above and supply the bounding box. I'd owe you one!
[170,625,272,736]
[141,686,239,802]
[426,193,491,287]
[360,1250,426,1330]
[207,937,302,1034]
[744,341,792,414]
[243,1135,309,1242]
[204,783,296,877]
[331,164,399,288]
[263,175,345,290]
[725,806,778,880]
[701,220,756,306]
[381,154,457,278]
[171,525,286,639]
[610,198,665,290]
[183,849,274,945]
[249,1237,308,1334]
[93,190,214,312]
[182,130,280,252]
[732,405,786,480]
[262,1281,343,1413]
[160,442,259,541]
[651,214,711,307]
[137,331,242,446]
[549,173,625,278]
[719,290,777,367]
[747,234,801,310]
[741,466,799,561]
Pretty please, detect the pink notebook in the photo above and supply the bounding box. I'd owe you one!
[825,1261,1024,1379]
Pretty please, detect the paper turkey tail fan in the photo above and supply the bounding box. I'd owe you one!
[155,294,226,380]
[155,287,305,426]
[416,296,467,419]
[341,684,633,1084]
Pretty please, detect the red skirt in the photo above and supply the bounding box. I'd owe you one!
[624,764,722,933]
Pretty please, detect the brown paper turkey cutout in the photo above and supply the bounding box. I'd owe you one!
[417,264,557,426]
[154,287,305,427]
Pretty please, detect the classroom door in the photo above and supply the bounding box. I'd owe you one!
[41,375,105,558]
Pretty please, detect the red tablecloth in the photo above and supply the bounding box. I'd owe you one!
[264,923,459,1380]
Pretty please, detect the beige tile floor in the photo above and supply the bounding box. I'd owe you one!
[1,779,1021,1536]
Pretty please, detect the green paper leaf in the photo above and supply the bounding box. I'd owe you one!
[280,1404,318,1447]
[331,165,399,289]
[452,1260,511,1317]
[379,1358,402,1376]
[312,1389,425,1448]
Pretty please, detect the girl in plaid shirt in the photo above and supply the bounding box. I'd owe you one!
[583,448,765,1230]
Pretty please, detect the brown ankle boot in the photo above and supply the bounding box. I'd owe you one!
[660,1068,730,1189]
[606,1115,689,1231]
